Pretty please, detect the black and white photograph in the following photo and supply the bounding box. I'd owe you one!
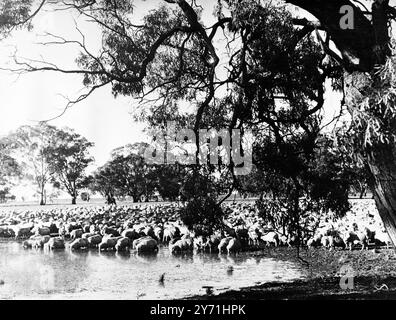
[0,0,396,306]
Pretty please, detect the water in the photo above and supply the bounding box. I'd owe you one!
[0,240,304,300]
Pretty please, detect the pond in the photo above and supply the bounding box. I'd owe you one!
[0,241,304,300]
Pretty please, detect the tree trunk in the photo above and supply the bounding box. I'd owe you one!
[71,181,77,205]
[367,145,396,246]
[359,184,366,199]
[40,186,46,205]
[344,72,396,246]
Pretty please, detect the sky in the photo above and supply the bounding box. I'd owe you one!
[0,0,346,172]
[0,0,155,168]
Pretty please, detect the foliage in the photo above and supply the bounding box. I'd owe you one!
[44,127,94,204]
[149,163,187,201]
[180,196,224,236]
[0,142,20,203]
[88,149,156,202]
[0,0,37,37]
[346,53,396,150]
[86,166,118,201]
[237,132,357,238]
[6,124,58,205]
[0,187,15,203]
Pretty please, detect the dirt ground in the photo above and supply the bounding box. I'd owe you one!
[189,247,396,300]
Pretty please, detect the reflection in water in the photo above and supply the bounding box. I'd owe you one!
[115,252,131,261]
[134,252,159,263]
[218,254,242,265]
[97,251,118,259]
[0,240,304,299]
[254,256,263,265]
[158,273,165,288]
[227,266,234,276]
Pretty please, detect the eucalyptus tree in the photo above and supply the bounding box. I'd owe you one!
[45,127,94,204]
[7,124,57,205]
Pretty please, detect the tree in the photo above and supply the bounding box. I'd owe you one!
[150,163,187,201]
[7,0,396,244]
[7,124,58,205]
[180,167,227,235]
[283,0,396,246]
[239,132,356,243]
[180,196,224,236]
[110,153,156,202]
[89,150,156,203]
[45,127,94,204]
[0,1,49,203]
[85,166,118,204]
[0,137,22,202]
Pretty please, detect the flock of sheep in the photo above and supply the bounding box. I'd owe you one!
[0,199,392,256]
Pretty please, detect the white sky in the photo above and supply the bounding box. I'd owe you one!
[0,0,345,171]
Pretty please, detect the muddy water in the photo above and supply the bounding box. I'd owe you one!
[0,241,304,299]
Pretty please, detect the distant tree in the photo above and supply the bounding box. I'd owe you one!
[45,127,94,204]
[85,167,118,204]
[7,124,57,205]
[47,189,61,204]
[89,150,156,203]
[0,187,15,203]
[0,139,20,203]
[111,153,154,202]
[150,163,187,201]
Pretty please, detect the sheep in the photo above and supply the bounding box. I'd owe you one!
[44,237,65,250]
[70,238,89,250]
[70,228,84,240]
[133,236,158,253]
[218,237,233,253]
[87,234,102,248]
[226,238,242,254]
[115,237,131,252]
[261,232,279,247]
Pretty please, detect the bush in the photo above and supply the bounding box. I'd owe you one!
[180,196,224,236]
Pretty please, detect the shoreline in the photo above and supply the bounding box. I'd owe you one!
[187,275,396,300]
[187,247,396,300]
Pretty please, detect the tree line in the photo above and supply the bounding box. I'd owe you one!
[0,124,215,205]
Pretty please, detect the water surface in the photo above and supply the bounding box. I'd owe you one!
[0,240,304,299]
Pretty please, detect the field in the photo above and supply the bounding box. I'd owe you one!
[0,196,257,212]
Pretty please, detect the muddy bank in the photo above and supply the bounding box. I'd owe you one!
[187,247,396,300]
[189,276,396,299]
